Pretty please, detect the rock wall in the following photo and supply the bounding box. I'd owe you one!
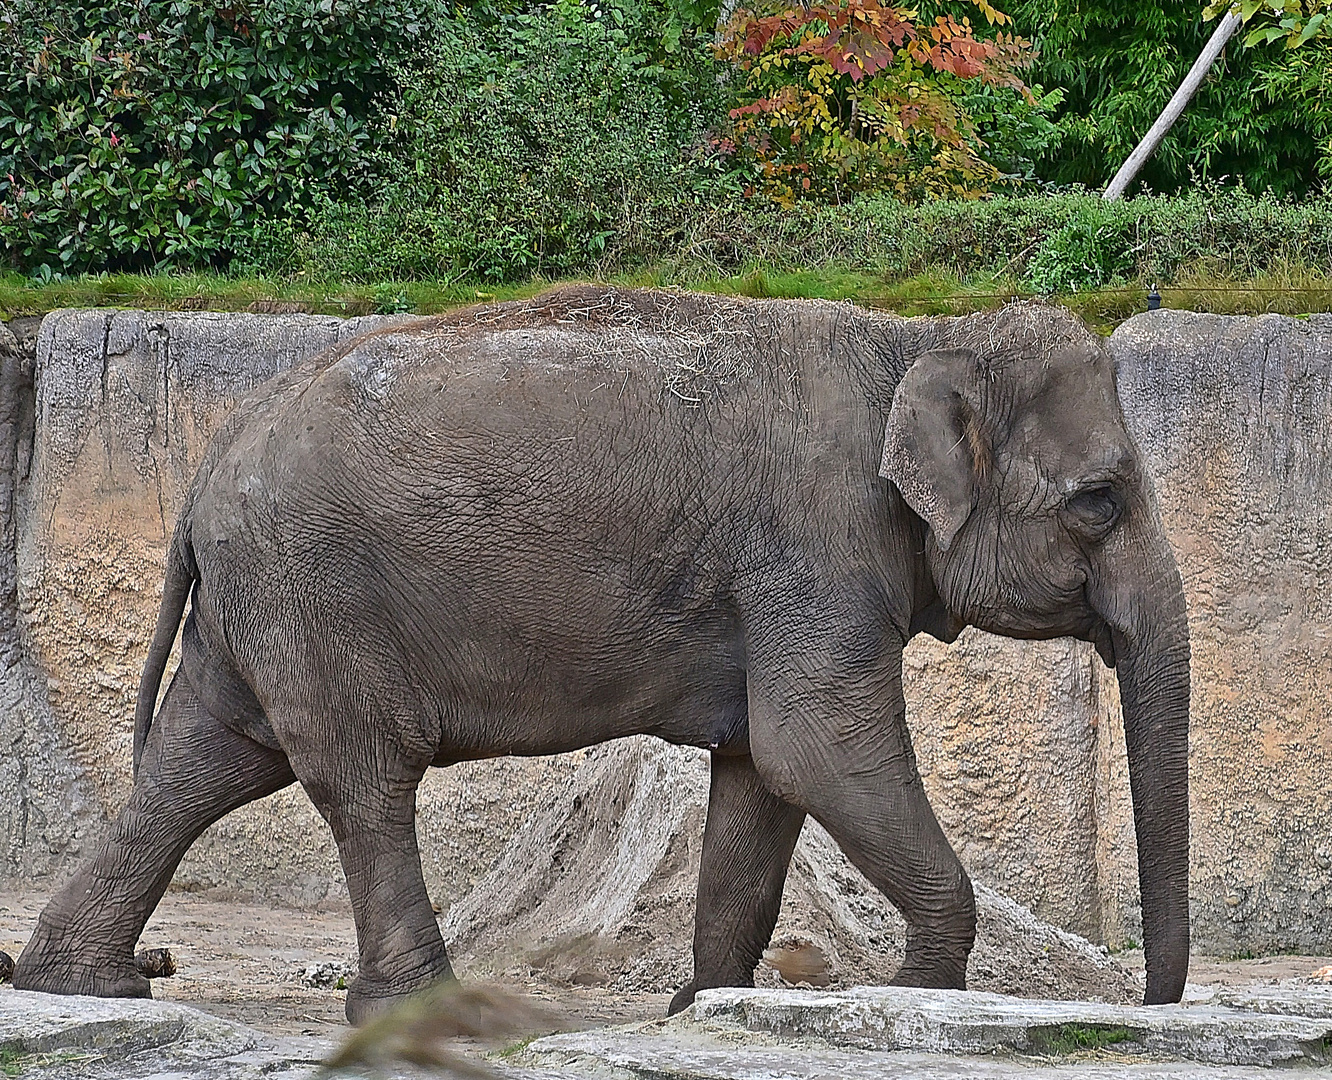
[1116,311,1332,954]
[0,304,1326,959]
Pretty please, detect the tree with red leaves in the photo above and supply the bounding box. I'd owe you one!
[714,0,1036,203]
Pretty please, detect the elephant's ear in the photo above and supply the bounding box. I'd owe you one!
[879,348,984,553]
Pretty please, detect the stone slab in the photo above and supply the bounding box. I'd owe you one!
[0,987,256,1059]
[525,1027,1326,1079]
[0,991,380,1079]
[1111,310,1332,955]
[1207,984,1332,1020]
[5,983,1330,1079]
[0,990,583,1080]
[683,986,1332,1067]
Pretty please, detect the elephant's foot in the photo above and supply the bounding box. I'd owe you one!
[344,964,456,1026]
[13,932,151,999]
[668,980,699,1015]
[668,972,758,1016]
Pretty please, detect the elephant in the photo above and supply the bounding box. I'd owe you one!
[12,287,1190,1022]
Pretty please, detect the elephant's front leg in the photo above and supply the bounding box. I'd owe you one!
[747,631,976,990]
[670,753,805,1015]
[291,748,452,1024]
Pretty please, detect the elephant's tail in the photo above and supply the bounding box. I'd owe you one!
[132,528,197,777]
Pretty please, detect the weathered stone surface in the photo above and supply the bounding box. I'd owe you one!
[1109,311,1332,956]
[6,982,1331,1080]
[0,990,379,1079]
[679,986,1332,1067]
[446,738,1136,1002]
[902,634,1110,942]
[525,983,1332,1079]
[0,320,94,885]
[0,987,255,1059]
[22,309,395,820]
[524,1028,1322,1079]
[1208,984,1332,1020]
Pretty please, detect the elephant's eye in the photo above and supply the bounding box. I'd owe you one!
[1065,485,1121,535]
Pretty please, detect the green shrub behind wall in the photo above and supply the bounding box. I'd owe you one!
[259,187,1332,290]
[0,0,427,276]
[348,0,728,282]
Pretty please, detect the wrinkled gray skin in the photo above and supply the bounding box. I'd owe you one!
[13,288,1190,1022]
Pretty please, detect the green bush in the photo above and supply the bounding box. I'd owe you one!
[0,0,428,276]
[882,188,1332,287]
[254,181,1332,290]
[323,0,726,282]
[1023,219,1135,293]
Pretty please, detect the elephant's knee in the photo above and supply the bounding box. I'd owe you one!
[924,863,977,940]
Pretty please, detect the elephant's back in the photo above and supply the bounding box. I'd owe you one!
[302,284,806,413]
[178,292,756,576]
[184,287,814,521]
[180,284,876,615]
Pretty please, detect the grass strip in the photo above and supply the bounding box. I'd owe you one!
[4,265,1332,334]
[1029,1023,1140,1056]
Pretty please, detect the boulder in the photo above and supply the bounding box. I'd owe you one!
[444,737,1137,1003]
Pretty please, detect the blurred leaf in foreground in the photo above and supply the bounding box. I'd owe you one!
[324,980,565,1075]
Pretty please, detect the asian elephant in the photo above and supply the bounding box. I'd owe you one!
[13,288,1190,1022]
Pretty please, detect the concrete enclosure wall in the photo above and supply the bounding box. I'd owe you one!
[0,304,1326,956]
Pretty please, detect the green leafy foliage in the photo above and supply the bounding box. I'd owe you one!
[958,80,1064,188]
[1208,0,1332,49]
[0,0,428,275]
[1007,0,1332,194]
[253,0,728,282]
[5,0,1330,281]
[1210,2,1332,178]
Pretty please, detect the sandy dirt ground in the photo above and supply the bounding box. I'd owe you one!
[0,887,1325,1052]
[0,888,673,1049]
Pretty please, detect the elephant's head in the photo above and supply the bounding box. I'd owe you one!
[879,306,1190,1005]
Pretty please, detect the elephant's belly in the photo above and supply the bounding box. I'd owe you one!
[423,620,751,761]
[203,500,752,762]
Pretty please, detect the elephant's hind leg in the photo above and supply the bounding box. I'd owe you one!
[669,753,805,1015]
[289,745,451,1025]
[13,672,295,997]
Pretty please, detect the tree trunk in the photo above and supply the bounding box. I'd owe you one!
[1102,10,1243,201]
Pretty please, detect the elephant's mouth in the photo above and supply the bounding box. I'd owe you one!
[1091,620,1117,668]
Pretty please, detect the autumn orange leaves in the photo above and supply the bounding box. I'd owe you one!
[712,0,1035,203]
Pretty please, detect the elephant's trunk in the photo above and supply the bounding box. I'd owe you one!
[1092,521,1191,1005]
